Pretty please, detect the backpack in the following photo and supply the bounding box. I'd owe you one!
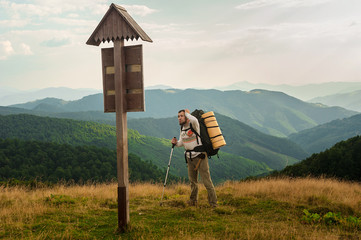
[189,109,220,158]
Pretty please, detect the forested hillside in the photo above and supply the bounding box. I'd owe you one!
[274,135,361,181]
[0,138,169,183]
[289,114,361,154]
[0,114,271,183]
[0,114,305,170]
[0,114,116,148]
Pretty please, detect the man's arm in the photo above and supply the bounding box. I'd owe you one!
[185,111,200,134]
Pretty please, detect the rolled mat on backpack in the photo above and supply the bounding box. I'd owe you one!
[201,111,226,149]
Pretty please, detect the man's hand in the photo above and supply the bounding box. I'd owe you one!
[171,137,177,145]
[184,109,191,123]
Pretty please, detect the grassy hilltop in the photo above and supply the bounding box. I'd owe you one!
[1,178,360,239]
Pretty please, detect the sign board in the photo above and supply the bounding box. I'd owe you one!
[101,48,116,112]
[101,44,144,112]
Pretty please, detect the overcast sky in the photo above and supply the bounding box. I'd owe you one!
[1,0,361,90]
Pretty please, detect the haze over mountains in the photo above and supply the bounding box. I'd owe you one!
[217,81,361,101]
[2,81,361,106]
[0,87,101,106]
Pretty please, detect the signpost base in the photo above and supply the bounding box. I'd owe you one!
[118,186,129,232]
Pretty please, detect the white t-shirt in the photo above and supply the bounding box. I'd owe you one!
[176,112,203,158]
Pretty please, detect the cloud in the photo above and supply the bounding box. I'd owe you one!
[51,17,97,27]
[142,22,203,36]
[122,5,158,17]
[0,19,29,28]
[19,43,33,55]
[0,40,14,60]
[0,41,32,59]
[41,38,71,47]
[7,2,61,17]
[1,0,156,18]
[236,0,333,10]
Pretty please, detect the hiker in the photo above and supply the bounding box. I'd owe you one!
[171,109,217,207]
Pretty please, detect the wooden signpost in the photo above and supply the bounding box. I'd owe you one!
[86,3,152,231]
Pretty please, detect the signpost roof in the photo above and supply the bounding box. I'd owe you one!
[86,3,152,46]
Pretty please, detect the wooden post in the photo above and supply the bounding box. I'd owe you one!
[86,4,152,231]
[114,39,129,230]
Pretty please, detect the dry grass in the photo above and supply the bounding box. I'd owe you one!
[1,177,360,239]
[219,177,361,213]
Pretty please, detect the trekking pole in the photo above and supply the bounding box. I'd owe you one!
[160,139,176,206]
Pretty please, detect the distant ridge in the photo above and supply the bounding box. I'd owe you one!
[289,113,361,154]
[217,81,361,101]
[309,90,361,112]
[145,85,173,90]
[0,87,101,106]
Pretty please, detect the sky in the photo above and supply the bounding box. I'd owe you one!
[1,0,361,91]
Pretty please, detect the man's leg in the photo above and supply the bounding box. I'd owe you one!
[187,159,198,205]
[198,156,217,207]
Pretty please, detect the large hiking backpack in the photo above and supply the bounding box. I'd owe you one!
[190,109,220,158]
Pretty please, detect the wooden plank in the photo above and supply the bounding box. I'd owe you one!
[101,48,107,112]
[121,18,129,40]
[104,12,110,41]
[101,47,115,112]
[102,48,114,66]
[115,17,121,40]
[110,11,115,39]
[125,72,142,89]
[106,75,115,90]
[126,93,144,112]
[104,95,115,112]
[123,44,144,111]
[124,45,142,65]
[114,9,119,40]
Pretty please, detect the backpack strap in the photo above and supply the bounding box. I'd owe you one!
[189,123,200,145]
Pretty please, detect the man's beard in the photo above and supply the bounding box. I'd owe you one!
[179,120,186,126]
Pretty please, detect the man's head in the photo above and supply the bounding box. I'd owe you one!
[178,109,187,126]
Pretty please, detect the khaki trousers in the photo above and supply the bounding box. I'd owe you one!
[187,154,217,206]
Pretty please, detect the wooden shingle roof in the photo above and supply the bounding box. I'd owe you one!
[86,3,152,46]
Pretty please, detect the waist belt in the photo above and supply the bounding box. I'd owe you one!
[184,149,206,163]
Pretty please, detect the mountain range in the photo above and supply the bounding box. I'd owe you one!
[7,89,357,138]
[2,82,361,106]
[309,90,361,112]
[218,81,361,101]
[2,85,361,182]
